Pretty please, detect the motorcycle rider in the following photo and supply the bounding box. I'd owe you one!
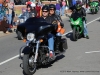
[22,4,33,20]
[49,4,64,52]
[41,5,55,59]
[69,2,89,39]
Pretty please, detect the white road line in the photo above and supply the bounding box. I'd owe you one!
[85,51,100,53]
[0,55,19,66]
[0,17,100,66]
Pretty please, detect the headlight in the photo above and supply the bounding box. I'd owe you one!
[71,21,74,24]
[71,21,79,25]
[75,21,79,25]
[17,20,19,22]
[27,33,35,41]
[20,19,24,23]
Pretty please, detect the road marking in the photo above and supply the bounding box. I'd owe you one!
[0,17,100,66]
[0,55,19,66]
[85,51,100,53]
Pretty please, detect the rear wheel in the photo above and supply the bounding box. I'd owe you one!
[73,27,79,41]
[23,54,36,75]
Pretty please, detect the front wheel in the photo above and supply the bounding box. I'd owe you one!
[23,54,36,75]
[73,27,79,41]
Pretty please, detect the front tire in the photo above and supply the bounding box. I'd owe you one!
[73,27,78,41]
[23,54,36,75]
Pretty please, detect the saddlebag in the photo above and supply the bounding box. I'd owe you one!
[59,38,68,51]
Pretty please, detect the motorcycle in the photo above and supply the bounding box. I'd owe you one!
[18,17,68,75]
[70,12,84,41]
[16,15,27,40]
[89,1,99,14]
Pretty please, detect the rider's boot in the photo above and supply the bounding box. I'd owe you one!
[86,35,89,39]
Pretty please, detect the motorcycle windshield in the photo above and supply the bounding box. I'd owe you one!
[17,17,55,37]
[71,12,82,20]
[90,2,98,7]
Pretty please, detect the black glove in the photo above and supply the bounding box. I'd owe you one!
[60,22,64,28]
[82,17,86,21]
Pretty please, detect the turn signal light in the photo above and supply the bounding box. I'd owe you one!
[40,39,43,42]
[23,39,26,42]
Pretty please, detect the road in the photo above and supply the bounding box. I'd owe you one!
[0,11,100,75]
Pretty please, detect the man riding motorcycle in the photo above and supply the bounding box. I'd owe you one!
[22,4,33,20]
[41,5,55,59]
[69,2,89,39]
[41,5,65,59]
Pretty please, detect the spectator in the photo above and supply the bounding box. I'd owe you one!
[0,4,2,11]
[22,8,26,14]
[0,4,4,20]
[6,1,14,27]
[11,3,15,26]
[35,3,41,17]
[22,4,33,20]
[13,14,19,30]
[26,0,32,5]
[36,0,41,6]
[61,0,66,16]
[56,1,61,15]
[0,16,10,34]
[31,3,37,17]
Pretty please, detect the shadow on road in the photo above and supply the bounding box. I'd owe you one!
[22,55,65,75]
[87,13,93,14]
[40,55,65,68]
[66,32,74,41]
[96,19,100,22]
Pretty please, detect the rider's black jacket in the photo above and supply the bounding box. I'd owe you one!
[41,16,57,31]
[49,14,64,28]
[41,14,64,31]
[70,5,86,20]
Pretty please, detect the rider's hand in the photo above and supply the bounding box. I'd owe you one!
[57,21,60,25]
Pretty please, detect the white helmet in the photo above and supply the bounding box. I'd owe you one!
[31,3,36,7]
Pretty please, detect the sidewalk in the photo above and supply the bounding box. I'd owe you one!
[0,28,15,37]
[0,31,13,37]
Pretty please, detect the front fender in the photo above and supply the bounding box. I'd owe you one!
[22,46,32,54]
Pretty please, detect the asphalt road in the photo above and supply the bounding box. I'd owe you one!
[0,11,100,75]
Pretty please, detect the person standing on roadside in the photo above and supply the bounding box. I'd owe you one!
[6,0,14,27]
[55,1,61,15]
[35,3,41,17]
[61,0,66,16]
[31,3,37,17]
[22,4,33,20]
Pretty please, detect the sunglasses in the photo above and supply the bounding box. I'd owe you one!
[50,9,54,10]
[42,11,48,12]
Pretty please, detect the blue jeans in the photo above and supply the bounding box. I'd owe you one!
[48,33,54,51]
[56,10,60,15]
[8,14,12,24]
[61,6,65,16]
[83,21,88,37]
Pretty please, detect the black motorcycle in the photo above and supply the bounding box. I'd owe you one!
[18,17,68,75]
